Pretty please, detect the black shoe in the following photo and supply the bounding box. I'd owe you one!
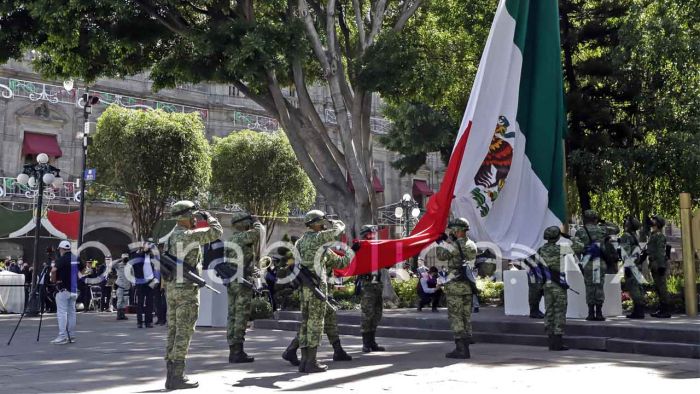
[417,306,423,312]
[282,337,300,366]
[137,322,143,328]
[585,304,595,321]
[550,335,569,351]
[369,332,385,352]
[170,361,198,389]
[229,343,254,363]
[594,304,605,321]
[145,323,154,328]
[445,339,470,359]
[302,347,327,373]
[331,340,352,361]
[529,308,545,319]
[362,332,372,353]
[473,307,479,313]
[626,304,645,319]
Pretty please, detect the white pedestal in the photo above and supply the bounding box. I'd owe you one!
[561,272,623,319]
[504,270,529,316]
[196,270,228,327]
[0,271,25,313]
[603,274,623,317]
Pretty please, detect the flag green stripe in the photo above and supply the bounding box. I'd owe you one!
[506,0,567,222]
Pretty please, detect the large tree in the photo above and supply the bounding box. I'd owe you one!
[210,130,315,239]
[92,106,211,239]
[0,0,430,232]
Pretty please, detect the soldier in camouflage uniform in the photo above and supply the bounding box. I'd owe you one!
[296,210,346,373]
[619,218,646,319]
[539,226,584,351]
[164,201,223,390]
[524,255,545,319]
[648,216,671,318]
[436,218,477,359]
[281,244,353,367]
[358,225,387,353]
[574,210,608,321]
[225,211,262,363]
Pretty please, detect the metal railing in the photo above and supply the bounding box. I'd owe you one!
[0,177,82,202]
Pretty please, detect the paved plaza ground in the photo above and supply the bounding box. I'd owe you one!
[0,312,698,393]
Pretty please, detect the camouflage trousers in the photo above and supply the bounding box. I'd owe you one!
[227,283,253,345]
[165,284,199,362]
[583,259,605,305]
[299,285,327,348]
[651,268,669,306]
[544,283,567,335]
[294,299,340,345]
[528,281,544,310]
[625,273,644,306]
[584,283,605,305]
[360,282,383,333]
[445,281,473,340]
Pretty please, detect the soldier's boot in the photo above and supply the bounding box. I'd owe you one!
[229,342,254,363]
[369,332,385,351]
[462,339,471,359]
[626,304,645,319]
[445,339,468,359]
[303,347,327,373]
[594,304,605,321]
[361,332,372,353]
[547,335,555,350]
[331,340,352,361]
[550,335,569,351]
[585,304,595,321]
[466,336,476,345]
[529,305,545,319]
[282,337,300,366]
[164,361,174,390]
[651,303,671,318]
[170,360,198,390]
[298,347,307,373]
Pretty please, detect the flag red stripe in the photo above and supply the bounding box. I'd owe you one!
[335,121,473,276]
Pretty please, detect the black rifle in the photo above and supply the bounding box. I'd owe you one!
[291,263,338,311]
[158,252,220,294]
[202,239,259,291]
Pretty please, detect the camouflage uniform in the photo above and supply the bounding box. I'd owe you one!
[526,257,545,318]
[437,218,477,359]
[540,226,583,350]
[295,211,346,373]
[619,220,645,318]
[648,222,670,318]
[226,213,262,363]
[574,223,607,306]
[165,216,222,362]
[359,270,385,333]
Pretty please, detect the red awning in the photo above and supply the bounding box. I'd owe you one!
[22,132,63,158]
[412,179,434,197]
[347,174,384,193]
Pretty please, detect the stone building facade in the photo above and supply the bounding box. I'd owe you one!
[0,58,445,259]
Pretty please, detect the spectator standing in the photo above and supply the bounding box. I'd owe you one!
[50,241,84,344]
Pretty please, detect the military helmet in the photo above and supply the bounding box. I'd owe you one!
[304,210,327,227]
[583,209,599,222]
[624,217,641,232]
[171,200,196,220]
[448,218,470,231]
[543,226,561,240]
[360,224,378,237]
[651,215,666,229]
[231,210,253,226]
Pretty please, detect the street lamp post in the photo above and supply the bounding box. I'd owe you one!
[394,193,421,268]
[16,153,64,316]
[76,89,99,247]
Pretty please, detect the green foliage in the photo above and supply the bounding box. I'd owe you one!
[210,130,315,235]
[335,300,360,311]
[392,278,419,308]
[476,277,504,304]
[91,106,211,239]
[250,296,273,320]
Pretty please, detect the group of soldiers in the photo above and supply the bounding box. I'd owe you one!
[525,210,671,350]
[161,202,388,389]
[159,200,670,390]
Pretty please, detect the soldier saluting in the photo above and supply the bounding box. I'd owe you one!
[164,201,223,390]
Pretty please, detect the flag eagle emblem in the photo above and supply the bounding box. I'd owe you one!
[471,115,515,217]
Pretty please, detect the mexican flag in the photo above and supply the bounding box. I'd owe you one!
[452,0,567,259]
[336,0,566,276]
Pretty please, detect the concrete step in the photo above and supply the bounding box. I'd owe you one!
[255,311,700,359]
